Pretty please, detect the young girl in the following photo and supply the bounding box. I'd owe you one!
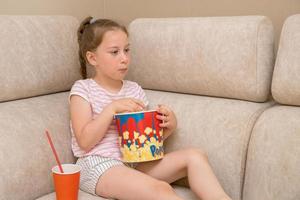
[70,16,232,200]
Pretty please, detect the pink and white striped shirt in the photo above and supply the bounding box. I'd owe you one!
[69,79,149,159]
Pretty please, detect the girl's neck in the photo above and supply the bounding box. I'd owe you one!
[92,75,123,94]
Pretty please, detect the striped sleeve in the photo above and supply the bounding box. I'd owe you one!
[136,84,149,108]
[69,80,90,103]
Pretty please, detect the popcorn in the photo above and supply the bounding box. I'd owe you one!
[150,137,156,143]
[119,134,164,162]
[144,127,152,135]
[139,135,147,143]
[134,131,139,139]
[123,131,129,140]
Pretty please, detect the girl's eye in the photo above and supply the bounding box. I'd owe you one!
[124,48,130,53]
[110,50,119,55]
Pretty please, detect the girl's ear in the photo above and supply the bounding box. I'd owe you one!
[86,51,97,66]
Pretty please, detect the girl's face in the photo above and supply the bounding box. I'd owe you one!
[88,29,130,81]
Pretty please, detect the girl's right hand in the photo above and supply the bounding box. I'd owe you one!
[107,98,146,114]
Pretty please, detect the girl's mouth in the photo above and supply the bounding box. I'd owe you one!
[118,68,128,73]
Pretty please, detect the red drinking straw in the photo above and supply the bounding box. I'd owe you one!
[45,130,64,173]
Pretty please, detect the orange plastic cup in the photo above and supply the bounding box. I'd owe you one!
[52,164,81,200]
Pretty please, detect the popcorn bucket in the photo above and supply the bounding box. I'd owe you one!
[114,110,164,162]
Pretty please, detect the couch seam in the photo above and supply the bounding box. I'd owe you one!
[271,16,288,104]
[255,17,261,101]
[240,102,276,200]
[255,17,272,102]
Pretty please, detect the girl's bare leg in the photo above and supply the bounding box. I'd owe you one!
[95,165,184,200]
[136,148,232,200]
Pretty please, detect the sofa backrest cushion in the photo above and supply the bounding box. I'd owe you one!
[0,15,81,102]
[271,14,300,106]
[127,16,274,102]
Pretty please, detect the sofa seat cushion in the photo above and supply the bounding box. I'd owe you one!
[243,105,300,200]
[0,92,75,200]
[36,190,105,200]
[36,186,198,200]
[145,89,274,200]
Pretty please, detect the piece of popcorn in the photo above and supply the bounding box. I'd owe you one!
[123,131,129,140]
[134,131,139,139]
[144,127,152,135]
[150,137,156,143]
[139,135,147,143]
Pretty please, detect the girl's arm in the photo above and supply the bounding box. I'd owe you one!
[70,95,145,152]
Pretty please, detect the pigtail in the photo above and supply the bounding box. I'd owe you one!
[77,16,92,79]
[77,16,92,43]
[79,52,87,79]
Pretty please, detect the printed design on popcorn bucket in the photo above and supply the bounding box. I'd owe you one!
[115,111,164,162]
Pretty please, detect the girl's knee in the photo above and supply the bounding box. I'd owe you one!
[185,147,208,163]
[150,180,175,198]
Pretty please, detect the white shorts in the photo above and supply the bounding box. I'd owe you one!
[76,155,136,195]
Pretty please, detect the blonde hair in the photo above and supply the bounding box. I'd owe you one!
[77,16,128,79]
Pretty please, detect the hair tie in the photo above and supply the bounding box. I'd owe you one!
[89,18,97,24]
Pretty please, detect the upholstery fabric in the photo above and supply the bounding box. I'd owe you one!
[145,89,274,200]
[243,106,300,200]
[127,16,274,102]
[36,190,104,200]
[0,16,81,102]
[36,186,198,200]
[0,92,75,200]
[271,14,300,106]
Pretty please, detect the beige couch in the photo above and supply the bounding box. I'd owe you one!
[0,14,299,200]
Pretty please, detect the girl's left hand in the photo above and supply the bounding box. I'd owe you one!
[156,104,177,139]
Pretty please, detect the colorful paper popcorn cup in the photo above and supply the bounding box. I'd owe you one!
[115,110,164,163]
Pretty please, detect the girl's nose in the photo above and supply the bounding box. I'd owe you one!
[120,51,129,63]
